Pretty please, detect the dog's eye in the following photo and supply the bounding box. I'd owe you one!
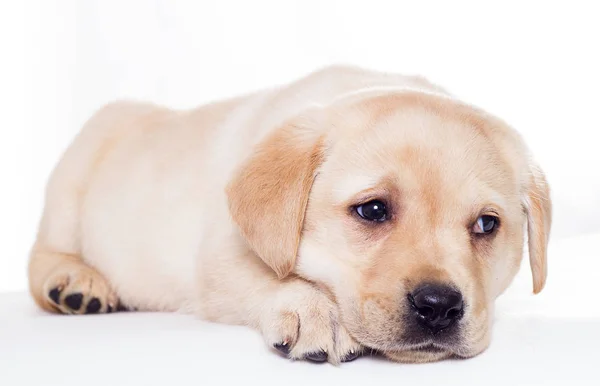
[472,215,499,234]
[356,200,387,222]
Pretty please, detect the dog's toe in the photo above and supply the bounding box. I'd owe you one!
[48,287,62,304]
[85,298,102,314]
[64,293,83,311]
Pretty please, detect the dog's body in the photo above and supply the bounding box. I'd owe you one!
[28,66,551,364]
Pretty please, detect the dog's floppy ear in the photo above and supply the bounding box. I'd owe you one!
[523,160,552,294]
[226,119,325,279]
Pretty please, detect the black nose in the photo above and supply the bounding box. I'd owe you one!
[408,284,464,333]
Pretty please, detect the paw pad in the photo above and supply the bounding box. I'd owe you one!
[48,286,112,315]
[64,293,83,310]
[48,287,61,304]
[43,266,121,315]
[85,298,102,314]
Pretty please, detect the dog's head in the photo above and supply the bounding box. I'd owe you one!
[227,90,551,363]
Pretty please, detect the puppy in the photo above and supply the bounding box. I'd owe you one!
[27,65,551,364]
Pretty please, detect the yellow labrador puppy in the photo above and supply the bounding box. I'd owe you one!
[27,66,551,364]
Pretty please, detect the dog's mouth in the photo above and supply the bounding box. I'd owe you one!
[351,329,461,363]
[414,344,445,353]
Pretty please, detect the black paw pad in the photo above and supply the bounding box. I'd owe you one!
[341,350,361,362]
[274,342,291,356]
[64,293,83,311]
[48,288,61,304]
[85,298,102,314]
[304,350,328,363]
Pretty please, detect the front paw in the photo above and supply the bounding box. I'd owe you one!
[258,282,364,364]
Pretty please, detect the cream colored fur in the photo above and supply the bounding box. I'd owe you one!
[27,65,551,364]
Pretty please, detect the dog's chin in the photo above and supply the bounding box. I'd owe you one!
[382,342,486,363]
[383,345,453,363]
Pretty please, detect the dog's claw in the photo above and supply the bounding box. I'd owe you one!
[342,349,361,362]
[274,342,291,356]
[273,342,290,355]
[304,350,328,363]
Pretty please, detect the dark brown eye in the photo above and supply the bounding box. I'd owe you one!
[472,215,499,234]
[356,200,387,222]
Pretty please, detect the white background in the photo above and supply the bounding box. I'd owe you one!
[2,2,600,385]
[1,1,599,291]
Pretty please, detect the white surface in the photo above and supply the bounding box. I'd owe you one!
[2,0,600,292]
[2,232,599,385]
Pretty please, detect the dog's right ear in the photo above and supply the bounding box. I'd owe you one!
[226,118,326,279]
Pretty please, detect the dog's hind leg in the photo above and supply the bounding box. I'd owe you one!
[27,131,119,314]
[26,103,146,315]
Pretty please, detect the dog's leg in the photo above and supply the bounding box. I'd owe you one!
[27,176,119,315]
[26,103,139,315]
[199,248,364,364]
